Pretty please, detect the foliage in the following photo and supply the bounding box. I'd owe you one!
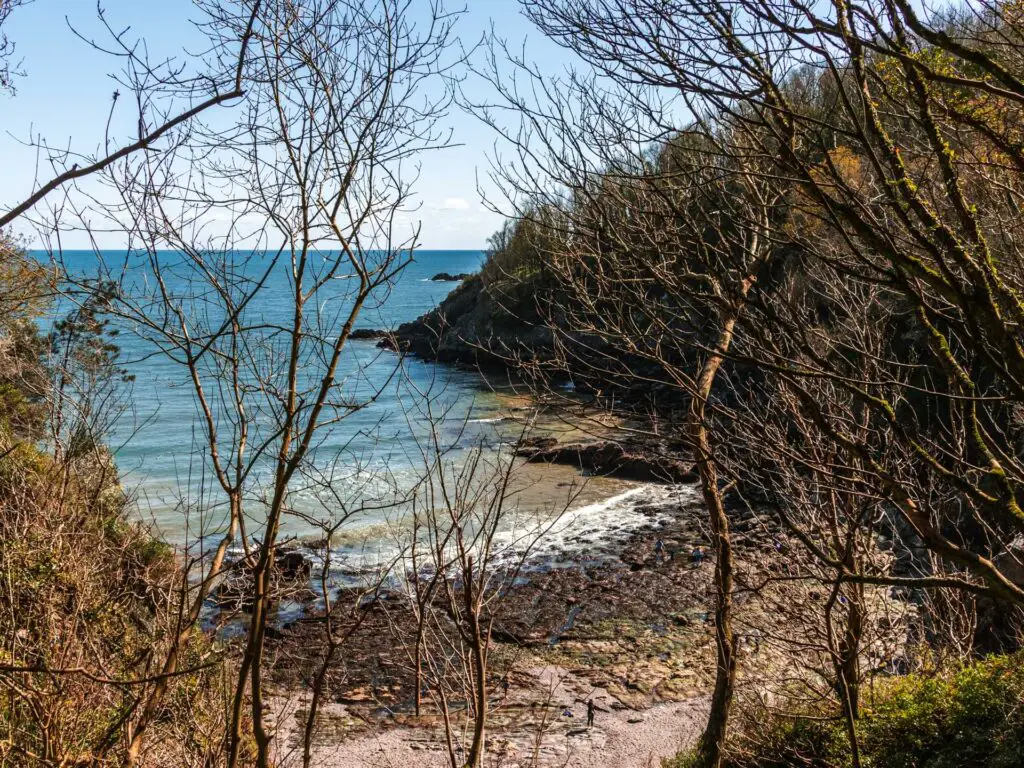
[0,235,237,766]
[0,398,240,766]
[0,233,53,439]
[482,208,563,287]
[0,233,54,321]
[716,653,1024,768]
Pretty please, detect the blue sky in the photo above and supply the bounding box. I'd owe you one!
[1,1,571,250]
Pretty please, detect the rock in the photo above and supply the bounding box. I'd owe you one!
[389,275,557,368]
[349,328,386,340]
[338,686,374,704]
[210,575,251,608]
[518,435,558,452]
[375,335,399,352]
[517,439,696,484]
[430,272,473,281]
[209,547,311,612]
[276,549,311,581]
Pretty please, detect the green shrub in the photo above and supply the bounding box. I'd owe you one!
[705,652,1024,768]
[663,748,701,768]
[860,654,1024,768]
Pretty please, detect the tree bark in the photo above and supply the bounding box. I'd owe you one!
[837,581,865,768]
[690,258,764,766]
[689,315,739,768]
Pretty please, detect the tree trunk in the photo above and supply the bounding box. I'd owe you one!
[466,628,488,768]
[690,289,753,767]
[414,624,426,717]
[689,315,739,768]
[463,556,488,768]
[839,583,864,717]
[837,582,865,768]
[690,404,737,768]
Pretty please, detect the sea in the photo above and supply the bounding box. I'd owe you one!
[47,249,687,570]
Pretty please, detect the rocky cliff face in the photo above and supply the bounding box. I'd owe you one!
[383,274,695,410]
[385,275,557,367]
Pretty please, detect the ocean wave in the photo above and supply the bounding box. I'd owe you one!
[311,482,697,578]
[521,484,689,561]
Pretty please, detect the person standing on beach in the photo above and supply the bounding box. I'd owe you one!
[587,699,595,727]
[654,538,667,564]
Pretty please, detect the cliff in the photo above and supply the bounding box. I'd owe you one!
[385,274,557,368]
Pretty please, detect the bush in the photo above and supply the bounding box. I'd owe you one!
[860,654,1024,768]
[0,428,235,766]
[663,749,701,768]
[715,652,1024,768]
[718,710,852,768]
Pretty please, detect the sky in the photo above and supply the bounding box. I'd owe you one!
[0,0,574,250]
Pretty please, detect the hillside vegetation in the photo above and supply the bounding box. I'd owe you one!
[0,235,243,767]
[394,0,1024,765]
[4,0,1024,766]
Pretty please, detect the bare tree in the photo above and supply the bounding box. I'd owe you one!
[401,397,579,768]
[1,1,262,231]
[32,1,461,765]
[458,1,1024,764]
[465,59,788,761]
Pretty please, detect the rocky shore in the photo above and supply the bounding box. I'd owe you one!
[244,466,809,767]
[248,282,896,766]
[362,275,557,368]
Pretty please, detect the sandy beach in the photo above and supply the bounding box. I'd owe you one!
[270,665,708,768]
[251,468,731,768]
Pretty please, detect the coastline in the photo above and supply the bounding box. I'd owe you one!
[256,471,726,767]
[207,280,777,767]
[253,444,911,768]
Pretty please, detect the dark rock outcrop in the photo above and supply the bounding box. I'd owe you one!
[382,275,556,367]
[431,272,473,282]
[516,439,696,484]
[211,546,313,609]
[350,328,387,340]
[276,549,312,581]
[386,275,691,412]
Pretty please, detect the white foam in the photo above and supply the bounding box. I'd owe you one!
[281,483,700,586]
[455,483,697,574]
[518,483,695,561]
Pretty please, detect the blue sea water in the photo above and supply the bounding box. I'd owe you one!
[52,249,509,545]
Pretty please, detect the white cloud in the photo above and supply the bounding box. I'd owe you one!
[442,197,470,210]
